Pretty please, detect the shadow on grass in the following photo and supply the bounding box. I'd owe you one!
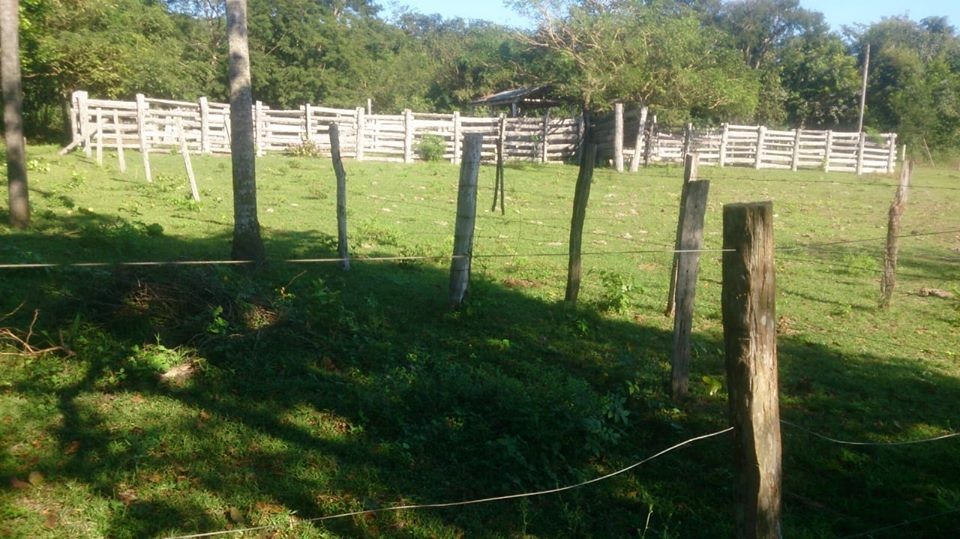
[1,209,958,537]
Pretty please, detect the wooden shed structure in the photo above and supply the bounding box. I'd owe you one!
[470,86,563,117]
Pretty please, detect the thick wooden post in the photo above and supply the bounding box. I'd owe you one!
[666,153,699,317]
[670,179,710,400]
[449,134,482,308]
[880,161,912,308]
[719,123,729,168]
[824,130,834,172]
[176,118,200,202]
[329,123,350,271]
[856,131,866,176]
[135,93,152,182]
[199,96,211,154]
[629,106,648,172]
[614,102,624,172]
[754,126,766,170]
[790,129,801,172]
[722,201,782,539]
[452,111,462,164]
[355,107,366,161]
[95,111,103,166]
[403,109,414,163]
[886,134,897,174]
[541,109,550,164]
[113,111,126,173]
[565,144,597,304]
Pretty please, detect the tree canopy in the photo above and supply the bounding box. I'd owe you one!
[8,0,960,156]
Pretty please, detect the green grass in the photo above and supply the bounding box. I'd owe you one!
[1,145,959,537]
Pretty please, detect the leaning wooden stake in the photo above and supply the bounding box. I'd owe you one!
[113,111,126,173]
[492,114,506,214]
[449,134,482,308]
[329,123,350,271]
[176,119,200,202]
[880,161,912,308]
[666,153,699,317]
[670,179,710,400]
[722,201,782,539]
[564,144,597,304]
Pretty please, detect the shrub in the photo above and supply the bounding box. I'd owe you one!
[284,139,325,158]
[417,134,446,162]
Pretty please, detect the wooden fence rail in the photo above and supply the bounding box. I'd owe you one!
[69,91,897,175]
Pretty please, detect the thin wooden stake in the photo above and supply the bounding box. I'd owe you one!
[136,93,152,182]
[670,179,710,400]
[629,106,648,172]
[880,161,912,308]
[329,123,350,271]
[176,119,200,202]
[565,144,597,304]
[614,103,624,172]
[666,153,699,317]
[449,134,482,308]
[492,114,506,214]
[95,111,103,166]
[113,111,126,173]
[722,201,782,539]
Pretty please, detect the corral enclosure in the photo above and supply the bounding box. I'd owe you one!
[1,145,958,537]
[70,91,897,174]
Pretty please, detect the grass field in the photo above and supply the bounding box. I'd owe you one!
[1,145,959,538]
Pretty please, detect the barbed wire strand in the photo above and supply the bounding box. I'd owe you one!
[781,420,960,446]
[779,228,960,253]
[840,506,960,538]
[163,427,733,539]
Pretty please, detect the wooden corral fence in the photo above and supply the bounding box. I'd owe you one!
[68,91,581,165]
[68,91,897,175]
[594,107,898,175]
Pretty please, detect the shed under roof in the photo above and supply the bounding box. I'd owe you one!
[470,86,562,116]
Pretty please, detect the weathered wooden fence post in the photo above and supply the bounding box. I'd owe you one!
[666,153,699,317]
[541,109,550,164]
[69,90,82,147]
[614,102,625,172]
[254,100,265,156]
[670,179,710,400]
[199,96,211,154]
[824,130,834,172]
[629,106,648,172]
[329,123,350,271]
[856,131,866,176]
[452,111,462,165]
[644,114,657,166]
[113,111,126,173]
[302,104,312,142]
[754,126,766,170]
[719,123,729,168]
[880,161,912,308]
[95,111,104,166]
[682,122,693,160]
[403,109,414,163]
[790,129,801,172]
[135,93,152,182]
[449,134,482,308]
[722,201,782,539]
[79,91,92,158]
[886,134,897,174]
[565,144,597,304]
[355,106,366,161]
[176,118,201,202]
[492,114,506,214]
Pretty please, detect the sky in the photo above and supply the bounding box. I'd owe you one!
[384,1,960,32]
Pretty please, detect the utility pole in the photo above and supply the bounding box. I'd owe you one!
[858,43,870,134]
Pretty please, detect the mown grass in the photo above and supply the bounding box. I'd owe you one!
[1,145,958,538]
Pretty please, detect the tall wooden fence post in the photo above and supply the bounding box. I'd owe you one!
[403,109,414,163]
[199,96,211,154]
[254,100,264,156]
[449,134,482,308]
[541,109,550,164]
[78,91,92,158]
[722,201,782,539]
[355,106,366,161]
[629,106,648,172]
[886,134,897,174]
[452,111,462,165]
[790,129,801,172]
[113,111,126,173]
[719,123,729,168]
[666,153,699,317]
[824,130,834,172]
[754,126,766,170]
[95,111,104,166]
[136,93,152,182]
[856,131,866,176]
[880,161,912,308]
[565,144,597,304]
[682,122,693,160]
[614,102,625,172]
[670,179,710,400]
[329,123,350,271]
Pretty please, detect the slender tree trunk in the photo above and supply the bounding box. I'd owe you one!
[1,0,29,228]
[226,0,264,262]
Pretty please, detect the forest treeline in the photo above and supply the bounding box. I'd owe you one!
[14,0,960,156]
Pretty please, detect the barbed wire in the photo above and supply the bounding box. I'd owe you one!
[162,427,734,539]
[781,420,960,446]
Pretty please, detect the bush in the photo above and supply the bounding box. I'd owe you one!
[284,139,325,158]
[417,134,446,162]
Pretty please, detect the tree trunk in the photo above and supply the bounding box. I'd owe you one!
[226,0,265,262]
[1,0,29,228]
